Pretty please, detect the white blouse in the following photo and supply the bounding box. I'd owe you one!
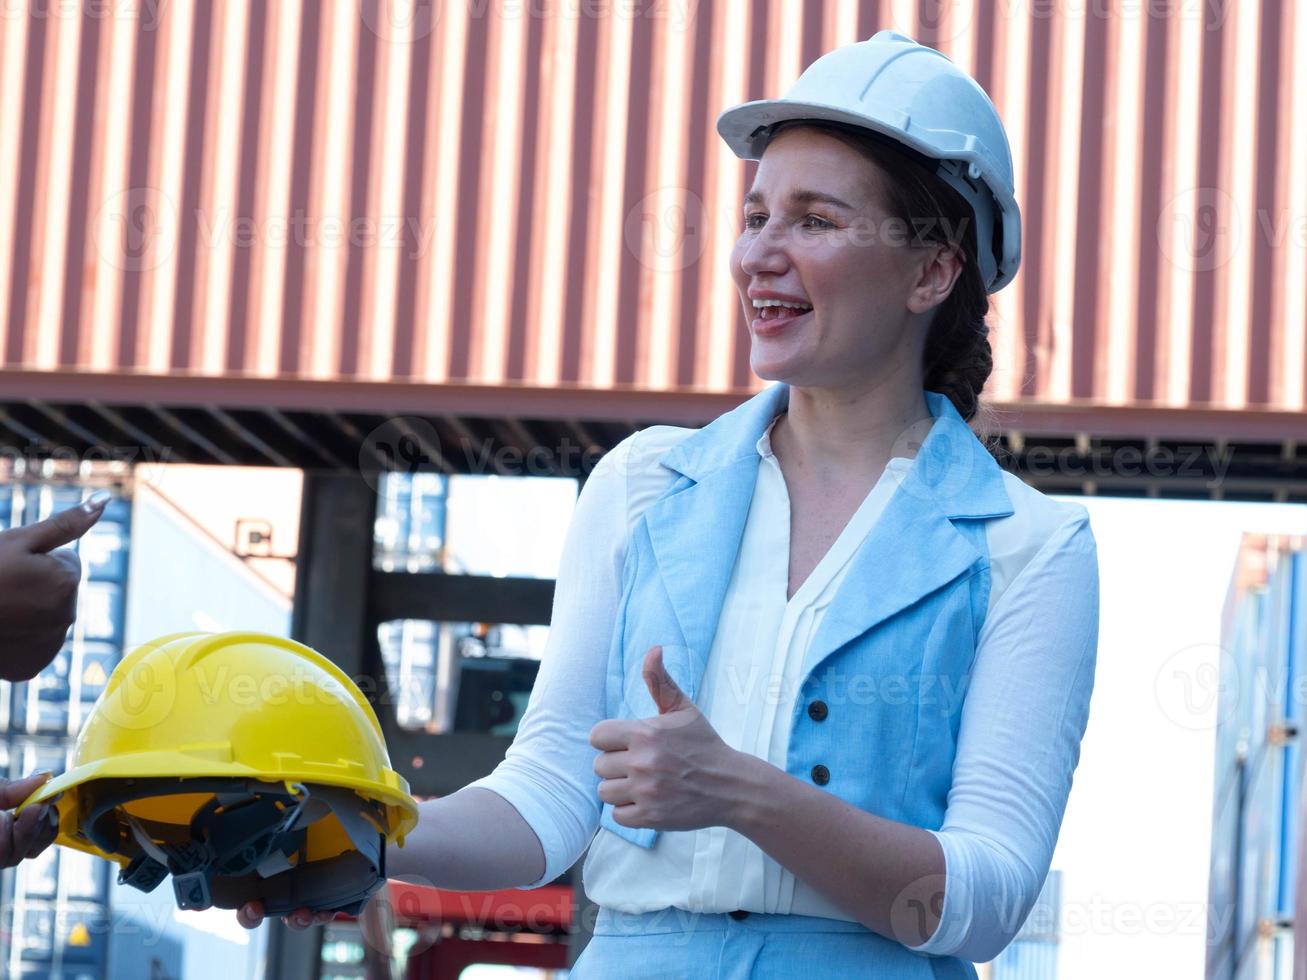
[465,414,1099,963]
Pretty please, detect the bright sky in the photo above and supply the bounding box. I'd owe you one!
[1051,495,1307,978]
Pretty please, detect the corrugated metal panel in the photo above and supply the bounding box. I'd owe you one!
[2,1,1306,412]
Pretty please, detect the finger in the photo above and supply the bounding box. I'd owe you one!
[237,901,265,930]
[10,798,46,841]
[9,623,73,651]
[314,911,335,924]
[589,720,632,752]
[46,546,85,583]
[611,802,641,828]
[12,494,110,555]
[4,627,69,680]
[641,645,688,714]
[592,749,630,780]
[42,549,82,621]
[0,771,53,809]
[25,815,58,857]
[0,636,64,686]
[597,777,635,807]
[0,810,15,869]
[25,807,60,859]
[10,803,48,863]
[288,908,315,929]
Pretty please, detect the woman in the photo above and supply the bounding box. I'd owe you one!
[240,30,1099,979]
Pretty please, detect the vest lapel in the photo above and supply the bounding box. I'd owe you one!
[801,390,1015,679]
[642,455,760,672]
[640,383,789,670]
[640,383,1014,698]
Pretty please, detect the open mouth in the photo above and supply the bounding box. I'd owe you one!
[751,306,813,336]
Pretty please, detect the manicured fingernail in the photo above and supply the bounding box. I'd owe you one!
[45,808,59,829]
[81,490,112,514]
[31,770,51,780]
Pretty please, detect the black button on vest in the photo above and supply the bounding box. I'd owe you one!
[807,700,828,721]
[811,764,830,786]
[729,909,750,920]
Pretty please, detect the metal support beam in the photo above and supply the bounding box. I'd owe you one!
[264,922,326,980]
[286,471,585,980]
[363,570,551,797]
[292,472,376,674]
[292,475,559,797]
[272,473,378,980]
[377,729,516,798]
[369,572,554,626]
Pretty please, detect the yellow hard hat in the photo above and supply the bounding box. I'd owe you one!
[18,631,419,916]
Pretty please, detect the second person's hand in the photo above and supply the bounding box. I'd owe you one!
[1,771,61,868]
[0,491,111,682]
[236,900,336,931]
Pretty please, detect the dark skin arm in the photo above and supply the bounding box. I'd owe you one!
[0,772,61,868]
[0,492,109,681]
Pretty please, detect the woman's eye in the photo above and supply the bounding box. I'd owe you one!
[743,214,831,230]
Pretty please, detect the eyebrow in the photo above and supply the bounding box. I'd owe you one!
[742,188,857,211]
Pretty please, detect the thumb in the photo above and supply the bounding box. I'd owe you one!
[14,493,109,554]
[0,771,52,810]
[642,645,690,714]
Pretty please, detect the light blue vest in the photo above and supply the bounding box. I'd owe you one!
[599,382,1014,854]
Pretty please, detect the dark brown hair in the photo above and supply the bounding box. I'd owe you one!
[764,119,996,430]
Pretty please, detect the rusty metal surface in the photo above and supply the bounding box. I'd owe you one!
[2,2,1302,420]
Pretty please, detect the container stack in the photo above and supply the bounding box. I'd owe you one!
[1207,534,1307,980]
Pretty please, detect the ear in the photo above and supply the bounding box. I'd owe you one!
[907,241,965,316]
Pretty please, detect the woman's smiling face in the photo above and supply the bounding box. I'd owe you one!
[729,125,945,392]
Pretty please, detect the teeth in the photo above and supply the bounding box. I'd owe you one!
[752,299,813,311]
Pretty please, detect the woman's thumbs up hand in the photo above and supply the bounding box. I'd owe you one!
[641,644,693,715]
[588,645,745,834]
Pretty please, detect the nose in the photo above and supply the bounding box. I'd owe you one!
[737,221,791,279]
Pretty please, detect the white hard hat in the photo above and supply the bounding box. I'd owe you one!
[716,30,1021,294]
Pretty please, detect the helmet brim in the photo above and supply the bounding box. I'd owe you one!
[19,752,420,861]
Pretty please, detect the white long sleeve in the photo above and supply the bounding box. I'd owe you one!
[465,422,1100,968]
[461,434,638,887]
[906,510,1100,961]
